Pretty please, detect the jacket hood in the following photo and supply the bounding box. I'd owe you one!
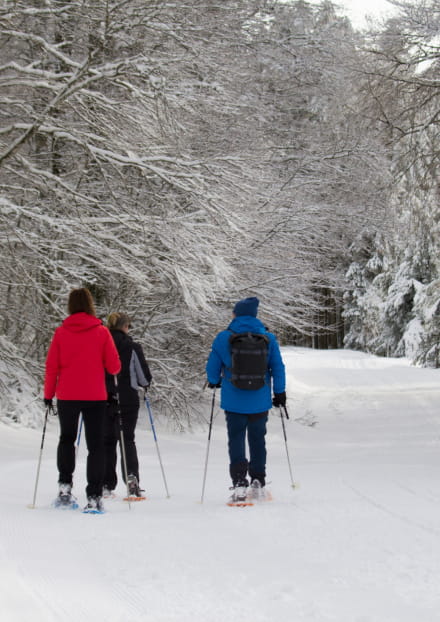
[62,312,103,333]
[228,316,267,334]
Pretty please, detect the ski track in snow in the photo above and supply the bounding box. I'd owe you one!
[341,478,440,536]
[1,347,440,622]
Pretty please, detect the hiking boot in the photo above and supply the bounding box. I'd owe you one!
[102,486,114,499]
[54,482,78,508]
[59,482,71,498]
[127,474,144,497]
[230,482,248,503]
[249,479,265,500]
[249,478,272,501]
[83,495,104,513]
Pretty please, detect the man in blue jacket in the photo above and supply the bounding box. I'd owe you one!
[206,297,286,502]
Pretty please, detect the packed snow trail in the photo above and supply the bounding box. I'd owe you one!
[1,348,440,622]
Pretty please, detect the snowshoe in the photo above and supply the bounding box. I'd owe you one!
[123,475,146,502]
[248,479,272,502]
[102,486,116,499]
[83,495,105,514]
[53,483,78,510]
[227,483,253,507]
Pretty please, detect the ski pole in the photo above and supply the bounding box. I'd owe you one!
[28,404,51,509]
[144,393,170,498]
[75,414,83,459]
[114,375,131,509]
[279,404,297,489]
[200,387,216,504]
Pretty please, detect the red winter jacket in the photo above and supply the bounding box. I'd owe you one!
[44,312,121,401]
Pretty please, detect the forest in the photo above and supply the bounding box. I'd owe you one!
[0,0,439,425]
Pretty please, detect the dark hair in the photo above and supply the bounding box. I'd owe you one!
[107,312,131,331]
[67,288,96,316]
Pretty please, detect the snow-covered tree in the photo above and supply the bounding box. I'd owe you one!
[0,1,249,424]
[342,0,440,365]
[5,0,434,426]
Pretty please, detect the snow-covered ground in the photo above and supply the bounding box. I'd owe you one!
[1,347,440,622]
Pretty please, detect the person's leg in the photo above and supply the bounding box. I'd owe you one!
[225,411,249,486]
[248,413,268,486]
[103,402,118,490]
[57,400,81,485]
[82,402,106,498]
[120,405,139,483]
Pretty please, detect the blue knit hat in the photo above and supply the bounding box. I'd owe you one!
[233,296,259,317]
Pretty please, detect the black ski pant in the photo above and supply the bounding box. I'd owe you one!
[57,400,106,498]
[103,402,140,490]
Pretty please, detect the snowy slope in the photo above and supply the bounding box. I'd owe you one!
[1,347,440,622]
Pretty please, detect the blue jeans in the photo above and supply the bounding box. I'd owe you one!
[225,411,268,486]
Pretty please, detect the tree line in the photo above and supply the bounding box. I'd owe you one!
[0,0,438,425]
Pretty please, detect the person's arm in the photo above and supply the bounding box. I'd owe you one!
[268,336,286,394]
[44,330,60,399]
[103,328,121,375]
[206,335,223,385]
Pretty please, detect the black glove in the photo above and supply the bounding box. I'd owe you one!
[208,381,221,389]
[44,398,53,408]
[142,385,149,393]
[272,392,286,407]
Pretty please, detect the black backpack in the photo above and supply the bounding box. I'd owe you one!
[229,332,269,390]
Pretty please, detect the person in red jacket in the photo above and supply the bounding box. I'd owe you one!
[44,288,121,513]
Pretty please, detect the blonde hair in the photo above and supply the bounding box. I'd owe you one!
[107,312,131,330]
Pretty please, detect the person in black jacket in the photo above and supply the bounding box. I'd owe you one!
[104,312,152,498]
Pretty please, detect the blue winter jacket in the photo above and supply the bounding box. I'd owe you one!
[206,316,286,414]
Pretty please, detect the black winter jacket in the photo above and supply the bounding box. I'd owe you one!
[106,329,152,406]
